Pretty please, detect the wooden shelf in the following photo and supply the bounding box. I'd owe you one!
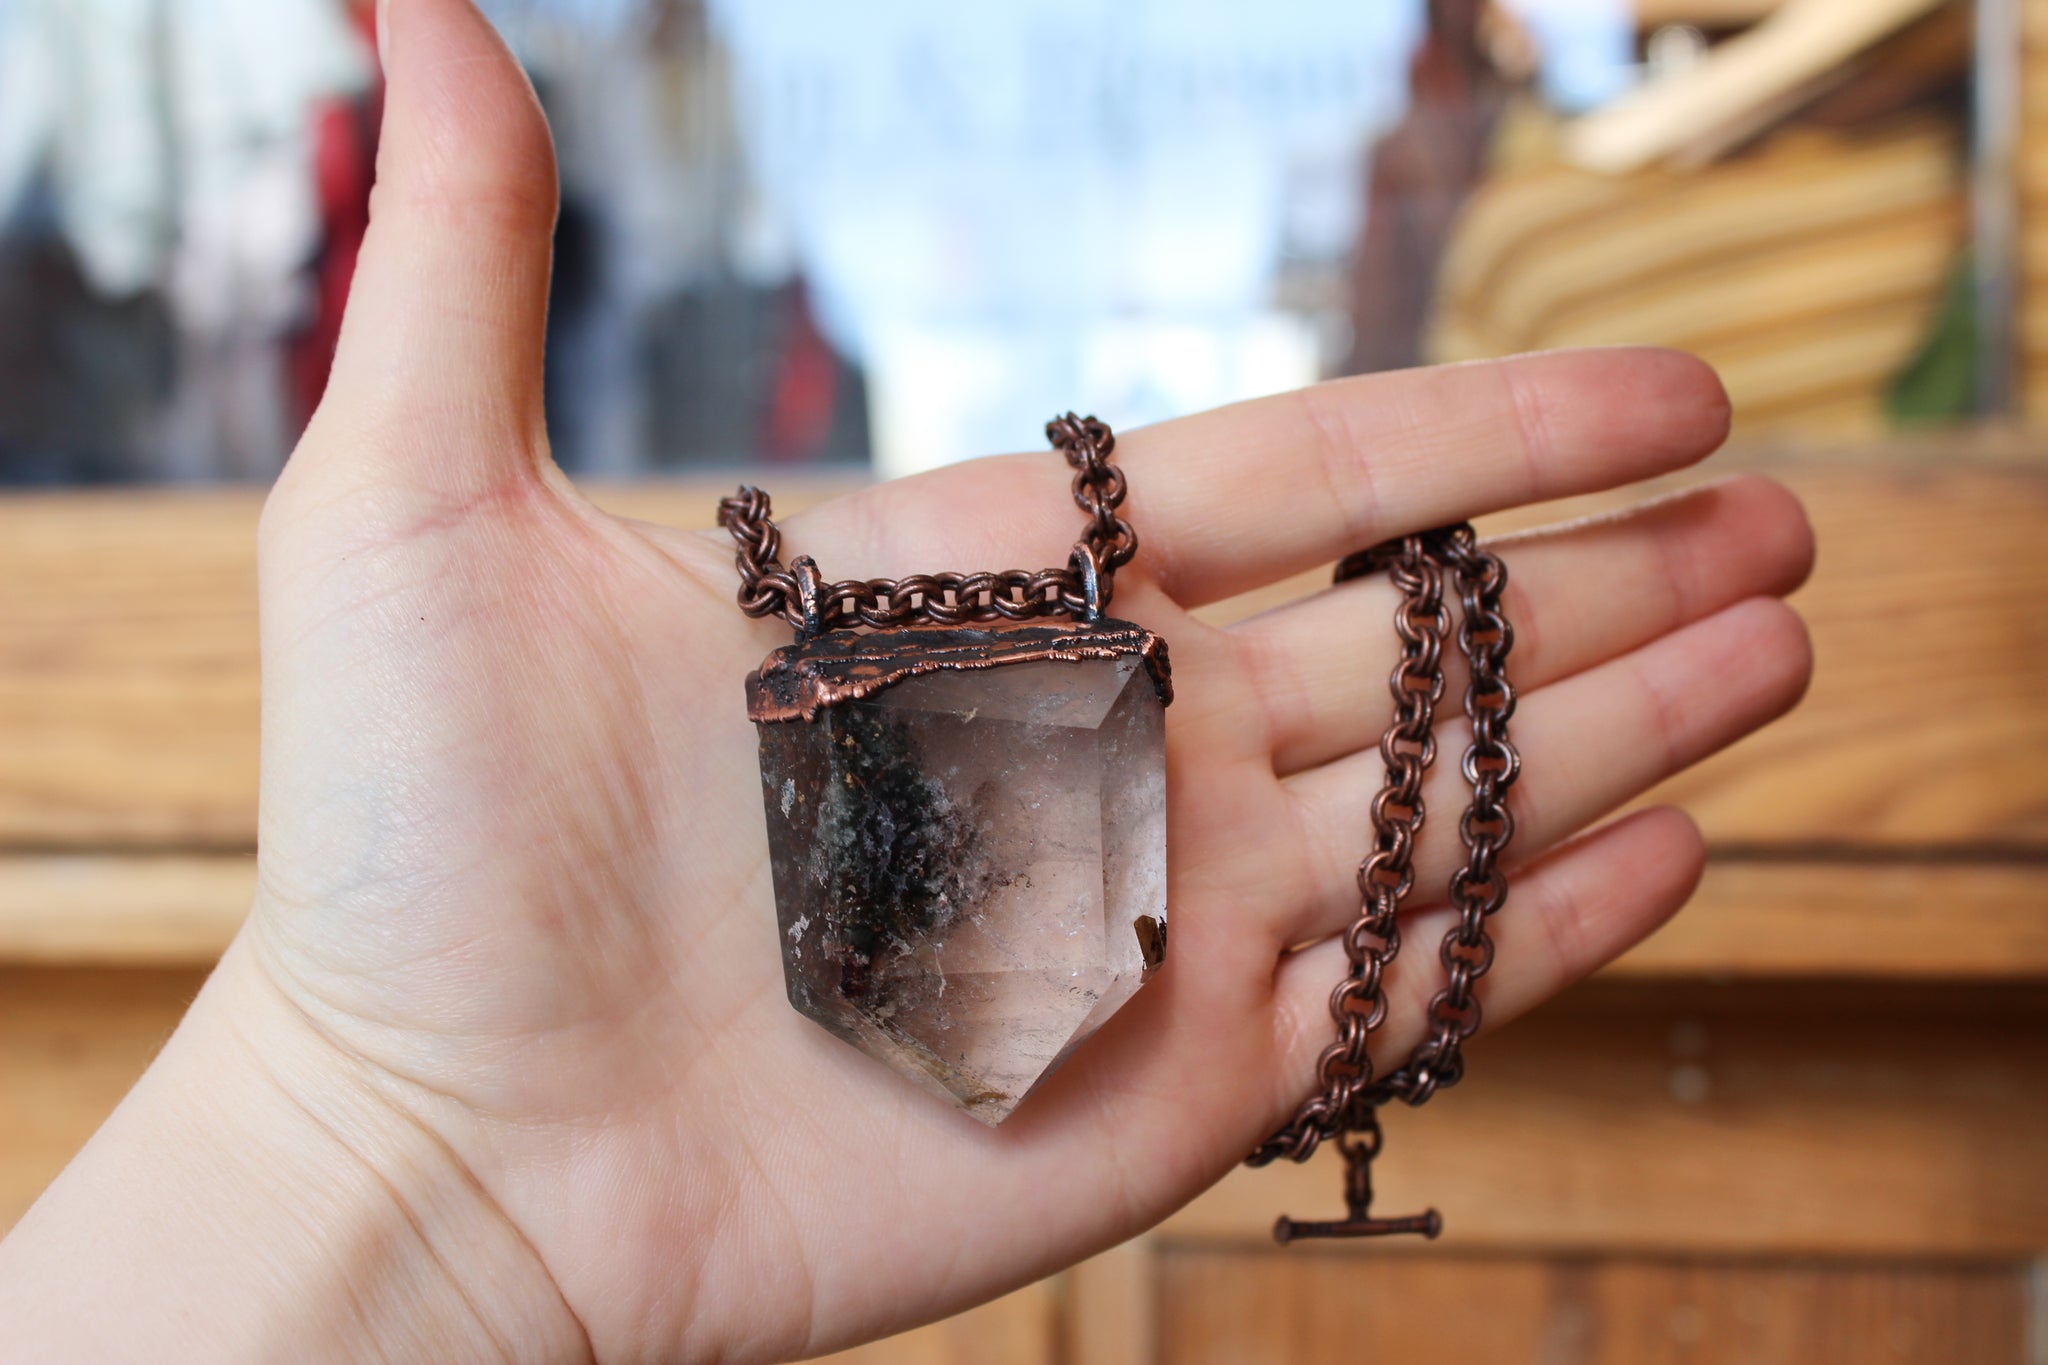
[3,445,2044,1362]
[7,853,2045,982]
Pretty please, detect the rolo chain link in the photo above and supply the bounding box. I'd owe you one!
[1248,524,1520,1243]
[716,414,1135,635]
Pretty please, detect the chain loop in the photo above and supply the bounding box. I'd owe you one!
[716,414,1133,635]
[1248,526,1519,1237]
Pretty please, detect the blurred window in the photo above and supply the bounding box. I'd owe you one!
[0,0,1998,483]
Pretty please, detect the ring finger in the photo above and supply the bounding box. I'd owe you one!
[1275,596,1811,947]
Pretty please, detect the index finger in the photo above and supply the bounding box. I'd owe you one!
[781,347,1731,609]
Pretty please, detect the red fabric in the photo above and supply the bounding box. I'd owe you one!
[289,6,381,427]
[762,286,840,464]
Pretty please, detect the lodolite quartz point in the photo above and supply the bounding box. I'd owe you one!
[752,621,1168,1124]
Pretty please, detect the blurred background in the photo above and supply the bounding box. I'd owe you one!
[2,2,2045,1362]
[0,0,2014,484]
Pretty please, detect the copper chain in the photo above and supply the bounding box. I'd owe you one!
[716,414,1135,635]
[721,417,1518,1240]
[1247,524,1519,1242]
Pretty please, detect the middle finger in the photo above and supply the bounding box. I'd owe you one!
[1232,474,1814,777]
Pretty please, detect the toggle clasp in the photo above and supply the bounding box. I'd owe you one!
[1272,1124,1441,1244]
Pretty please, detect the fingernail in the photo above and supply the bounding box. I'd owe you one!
[377,0,392,67]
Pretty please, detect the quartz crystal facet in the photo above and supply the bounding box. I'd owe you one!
[750,621,1169,1124]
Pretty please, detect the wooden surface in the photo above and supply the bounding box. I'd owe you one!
[10,973,2043,1257]
[1607,861,2048,978]
[0,855,253,965]
[4,453,2046,852]
[0,491,264,848]
[1629,464,2048,847]
[1063,1239,1157,1365]
[7,855,2045,982]
[1430,113,1965,434]
[4,969,2040,1358]
[811,1283,1058,1365]
[2,447,2045,1361]
[1157,1251,2029,1365]
[1166,984,2048,1258]
[0,969,200,1222]
[2026,0,2048,421]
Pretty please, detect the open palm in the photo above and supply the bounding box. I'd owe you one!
[235,3,1815,1360]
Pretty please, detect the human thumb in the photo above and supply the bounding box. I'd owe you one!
[295,0,561,503]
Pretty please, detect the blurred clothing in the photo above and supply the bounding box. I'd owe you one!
[0,0,370,478]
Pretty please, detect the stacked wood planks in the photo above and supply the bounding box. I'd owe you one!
[2024,0,2048,417]
[1428,112,1966,435]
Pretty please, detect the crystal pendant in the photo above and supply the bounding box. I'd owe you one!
[748,619,1171,1124]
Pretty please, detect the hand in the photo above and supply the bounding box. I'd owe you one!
[0,2,1814,1361]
